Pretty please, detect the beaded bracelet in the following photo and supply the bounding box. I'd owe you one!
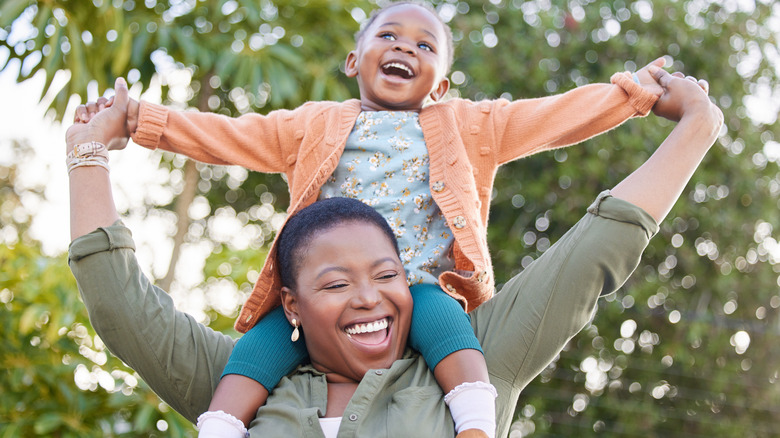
[67,155,109,174]
[66,141,110,174]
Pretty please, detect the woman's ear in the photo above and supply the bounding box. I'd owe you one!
[280,286,299,324]
[345,51,359,78]
[429,77,450,102]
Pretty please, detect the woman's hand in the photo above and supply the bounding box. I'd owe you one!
[67,78,132,153]
[650,66,721,127]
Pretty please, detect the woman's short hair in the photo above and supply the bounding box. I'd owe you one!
[276,197,399,289]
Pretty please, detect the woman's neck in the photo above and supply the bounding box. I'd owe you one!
[325,381,359,417]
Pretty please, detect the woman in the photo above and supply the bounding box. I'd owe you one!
[66,66,721,437]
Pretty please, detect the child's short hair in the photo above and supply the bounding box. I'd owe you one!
[354,1,454,74]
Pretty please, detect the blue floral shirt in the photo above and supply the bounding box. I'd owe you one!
[319,111,455,286]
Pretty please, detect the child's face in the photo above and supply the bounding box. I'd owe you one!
[346,4,450,112]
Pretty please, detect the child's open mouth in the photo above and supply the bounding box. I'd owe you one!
[382,62,414,79]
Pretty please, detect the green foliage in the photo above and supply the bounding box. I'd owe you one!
[446,0,779,436]
[0,144,195,436]
[0,0,366,119]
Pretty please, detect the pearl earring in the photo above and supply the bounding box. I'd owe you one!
[291,318,300,342]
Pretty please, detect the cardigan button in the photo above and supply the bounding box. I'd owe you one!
[452,216,466,229]
[432,181,445,192]
[349,414,358,421]
[445,284,457,294]
[375,369,384,375]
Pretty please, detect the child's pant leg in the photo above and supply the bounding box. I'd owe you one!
[409,283,484,370]
[221,305,309,391]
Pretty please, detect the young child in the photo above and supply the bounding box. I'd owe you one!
[78,2,663,436]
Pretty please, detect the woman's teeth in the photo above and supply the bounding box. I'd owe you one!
[345,318,389,335]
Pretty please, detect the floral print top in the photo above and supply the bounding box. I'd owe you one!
[319,111,455,286]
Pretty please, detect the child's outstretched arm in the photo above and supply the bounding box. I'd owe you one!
[488,58,667,165]
[73,77,314,174]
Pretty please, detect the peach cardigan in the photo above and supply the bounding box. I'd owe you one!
[131,72,656,333]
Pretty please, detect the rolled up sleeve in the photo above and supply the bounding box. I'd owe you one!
[470,192,658,437]
[68,222,235,423]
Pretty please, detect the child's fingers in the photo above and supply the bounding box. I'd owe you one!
[82,101,98,120]
[97,96,109,111]
[74,105,88,123]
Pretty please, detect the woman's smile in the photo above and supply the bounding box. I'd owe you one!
[283,222,413,382]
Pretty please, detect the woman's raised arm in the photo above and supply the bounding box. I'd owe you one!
[67,78,131,239]
[610,67,723,223]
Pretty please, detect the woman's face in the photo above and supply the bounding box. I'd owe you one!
[283,221,413,383]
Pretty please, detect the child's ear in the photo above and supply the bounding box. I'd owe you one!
[428,77,450,102]
[280,286,300,324]
[345,51,359,78]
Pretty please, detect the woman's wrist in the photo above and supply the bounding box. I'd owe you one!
[66,141,110,174]
[679,101,723,139]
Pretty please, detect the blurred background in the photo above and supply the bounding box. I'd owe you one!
[1,0,778,436]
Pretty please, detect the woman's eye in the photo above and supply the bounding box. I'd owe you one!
[378,272,399,281]
[324,283,348,290]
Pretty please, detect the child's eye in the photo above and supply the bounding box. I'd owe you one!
[379,32,396,41]
[418,42,434,52]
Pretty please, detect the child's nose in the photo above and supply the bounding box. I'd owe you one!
[392,42,415,55]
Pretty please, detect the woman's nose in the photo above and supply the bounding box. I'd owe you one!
[352,285,382,308]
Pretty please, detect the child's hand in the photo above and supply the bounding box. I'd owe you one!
[74,78,140,142]
[634,57,667,97]
[67,78,132,152]
[649,66,720,123]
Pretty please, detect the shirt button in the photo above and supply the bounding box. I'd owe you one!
[432,181,445,192]
[349,414,358,421]
[453,216,466,229]
[375,370,384,375]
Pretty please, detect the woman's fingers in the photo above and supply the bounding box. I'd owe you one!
[697,79,709,94]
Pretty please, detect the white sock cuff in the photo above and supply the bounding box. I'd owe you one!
[444,381,498,404]
[196,410,249,438]
[444,381,498,438]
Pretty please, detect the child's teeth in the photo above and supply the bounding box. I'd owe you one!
[385,63,411,75]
